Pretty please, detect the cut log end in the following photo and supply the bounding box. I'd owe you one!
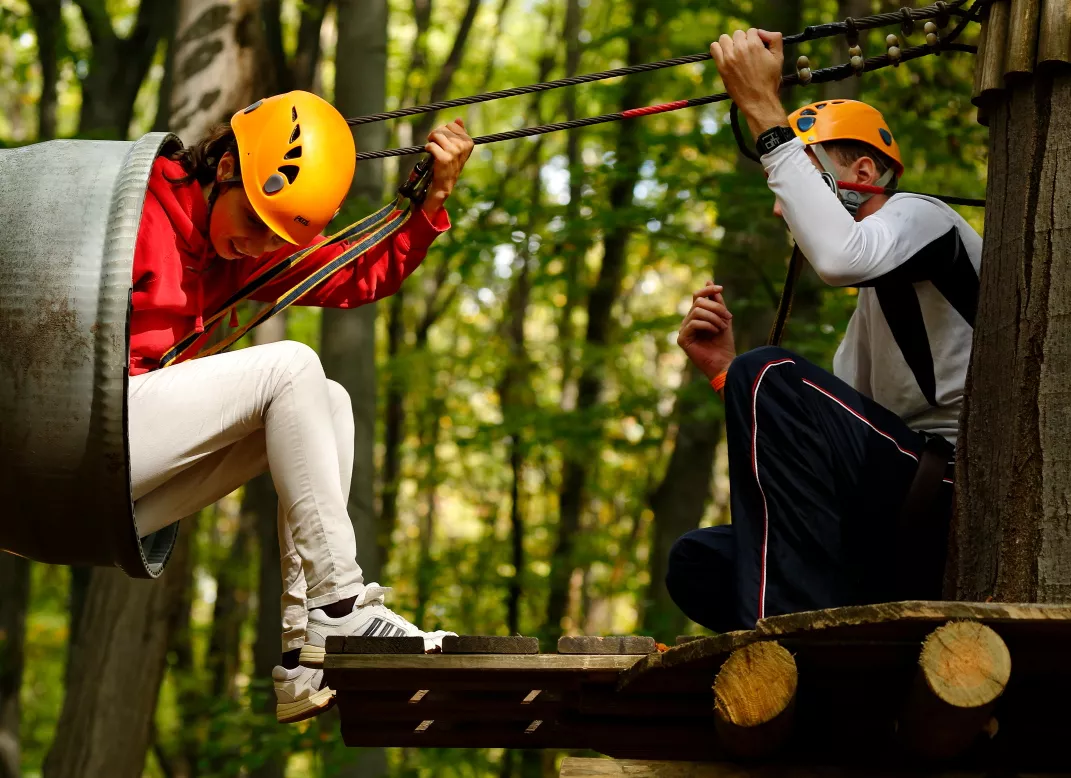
[919,620,1011,709]
[713,640,797,758]
[714,640,797,728]
[899,620,1012,760]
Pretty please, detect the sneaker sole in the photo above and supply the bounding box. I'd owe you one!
[276,685,336,724]
[299,644,327,668]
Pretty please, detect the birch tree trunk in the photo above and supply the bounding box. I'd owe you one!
[169,0,272,145]
[43,527,192,778]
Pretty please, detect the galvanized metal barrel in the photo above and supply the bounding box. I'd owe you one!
[0,132,181,578]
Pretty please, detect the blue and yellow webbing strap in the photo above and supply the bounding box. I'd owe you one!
[158,160,433,369]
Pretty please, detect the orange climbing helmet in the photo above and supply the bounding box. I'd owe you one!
[787,99,904,178]
[230,91,356,246]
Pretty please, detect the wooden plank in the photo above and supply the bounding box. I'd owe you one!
[758,601,1071,640]
[442,635,540,654]
[897,621,1011,759]
[558,758,1066,777]
[326,654,638,672]
[324,635,425,654]
[558,636,658,655]
[713,641,796,758]
[325,653,640,691]
[559,758,727,776]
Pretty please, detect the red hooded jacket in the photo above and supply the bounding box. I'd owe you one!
[129,156,450,375]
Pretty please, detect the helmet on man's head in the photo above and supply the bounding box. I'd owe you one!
[230,91,356,246]
[787,99,903,178]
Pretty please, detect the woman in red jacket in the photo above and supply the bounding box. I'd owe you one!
[129,91,473,723]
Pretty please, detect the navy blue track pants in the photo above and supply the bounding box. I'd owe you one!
[665,347,954,633]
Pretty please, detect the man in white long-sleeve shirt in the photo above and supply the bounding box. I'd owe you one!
[664,28,982,632]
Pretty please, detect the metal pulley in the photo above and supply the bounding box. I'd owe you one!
[0,132,181,578]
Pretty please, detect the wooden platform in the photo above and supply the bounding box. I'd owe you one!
[324,601,1071,771]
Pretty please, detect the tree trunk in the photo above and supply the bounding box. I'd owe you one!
[952,70,1071,602]
[555,0,585,400]
[27,0,61,140]
[323,3,390,775]
[206,513,255,702]
[643,364,723,637]
[641,0,802,637]
[44,525,192,778]
[74,0,170,138]
[546,0,654,644]
[244,315,289,778]
[263,0,330,93]
[152,1,180,132]
[0,555,30,778]
[322,0,389,585]
[413,401,444,627]
[249,467,286,778]
[169,0,271,145]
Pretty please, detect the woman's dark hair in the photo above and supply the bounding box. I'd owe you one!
[167,123,241,186]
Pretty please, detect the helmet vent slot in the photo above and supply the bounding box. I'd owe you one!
[284,146,303,160]
[290,125,301,144]
[292,106,298,122]
[278,165,300,184]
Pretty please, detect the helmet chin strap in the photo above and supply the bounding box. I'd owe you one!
[812,143,895,216]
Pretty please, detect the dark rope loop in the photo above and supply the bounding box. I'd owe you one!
[844,16,859,46]
[900,7,916,37]
[730,102,761,164]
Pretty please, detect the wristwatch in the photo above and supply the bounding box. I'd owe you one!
[755,125,796,156]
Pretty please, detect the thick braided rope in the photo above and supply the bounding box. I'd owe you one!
[347,0,971,129]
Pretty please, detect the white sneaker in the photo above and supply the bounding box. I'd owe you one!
[299,583,456,667]
[273,665,336,724]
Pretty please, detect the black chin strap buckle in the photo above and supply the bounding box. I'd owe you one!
[820,171,861,216]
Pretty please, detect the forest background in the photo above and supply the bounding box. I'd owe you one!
[0,0,987,776]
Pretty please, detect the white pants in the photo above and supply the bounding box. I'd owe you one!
[128,341,365,650]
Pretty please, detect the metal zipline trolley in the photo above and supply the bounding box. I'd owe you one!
[0,0,985,578]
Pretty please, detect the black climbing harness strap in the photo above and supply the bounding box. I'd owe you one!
[767,245,806,348]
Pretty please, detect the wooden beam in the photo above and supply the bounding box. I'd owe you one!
[713,641,797,758]
[442,635,539,654]
[324,653,641,691]
[324,635,425,653]
[758,601,1071,639]
[558,758,1059,777]
[559,636,658,654]
[897,621,1011,759]
[325,654,638,672]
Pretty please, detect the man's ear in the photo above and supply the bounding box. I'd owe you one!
[853,156,879,186]
[216,151,237,183]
